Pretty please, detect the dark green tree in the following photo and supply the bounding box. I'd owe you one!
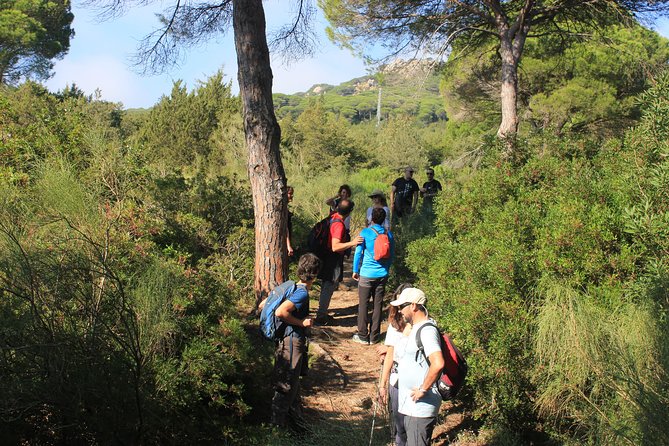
[321,0,669,151]
[442,24,669,138]
[0,0,74,84]
[90,0,320,303]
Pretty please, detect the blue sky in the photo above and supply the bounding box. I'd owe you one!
[44,3,669,110]
[44,1,368,109]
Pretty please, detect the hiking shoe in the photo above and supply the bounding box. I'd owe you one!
[352,334,369,344]
[314,314,334,326]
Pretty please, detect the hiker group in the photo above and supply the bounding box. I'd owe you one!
[260,167,466,446]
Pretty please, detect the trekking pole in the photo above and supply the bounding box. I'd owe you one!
[369,396,378,446]
[369,362,384,446]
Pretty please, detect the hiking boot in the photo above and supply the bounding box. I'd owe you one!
[314,314,334,326]
[351,334,369,344]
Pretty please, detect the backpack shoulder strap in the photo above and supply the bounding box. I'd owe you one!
[415,322,440,365]
[283,280,298,299]
[370,225,385,235]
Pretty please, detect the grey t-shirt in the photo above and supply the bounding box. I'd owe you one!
[397,319,442,418]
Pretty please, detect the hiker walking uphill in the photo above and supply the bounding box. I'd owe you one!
[391,167,420,222]
[263,253,321,430]
[391,288,445,446]
[351,207,395,344]
[314,199,363,325]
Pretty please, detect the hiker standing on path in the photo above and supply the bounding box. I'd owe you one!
[326,184,354,230]
[392,288,445,446]
[391,167,419,223]
[379,283,414,446]
[365,189,390,231]
[351,207,395,344]
[420,168,442,213]
[315,199,363,325]
[270,253,321,429]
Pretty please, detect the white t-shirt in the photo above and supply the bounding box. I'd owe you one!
[384,324,409,386]
[397,319,442,418]
[366,206,390,231]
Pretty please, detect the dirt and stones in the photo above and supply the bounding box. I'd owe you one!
[300,276,479,446]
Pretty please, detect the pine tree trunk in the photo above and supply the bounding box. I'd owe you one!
[497,39,519,140]
[233,0,288,307]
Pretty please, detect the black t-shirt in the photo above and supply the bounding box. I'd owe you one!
[392,177,419,209]
[422,180,442,201]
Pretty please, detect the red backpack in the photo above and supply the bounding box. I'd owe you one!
[415,322,468,400]
[370,227,390,260]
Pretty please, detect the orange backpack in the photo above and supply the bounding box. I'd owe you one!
[370,227,390,260]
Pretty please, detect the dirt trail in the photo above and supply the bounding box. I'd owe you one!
[301,272,473,445]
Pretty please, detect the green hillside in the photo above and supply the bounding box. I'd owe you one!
[273,59,447,124]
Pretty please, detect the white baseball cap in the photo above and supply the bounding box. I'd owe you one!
[389,288,426,306]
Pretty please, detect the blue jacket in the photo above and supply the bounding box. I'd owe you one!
[352,224,394,278]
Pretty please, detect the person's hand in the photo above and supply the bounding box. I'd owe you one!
[378,385,388,405]
[287,245,294,256]
[352,272,360,281]
[353,235,364,245]
[375,344,388,357]
[302,318,312,328]
[411,387,427,402]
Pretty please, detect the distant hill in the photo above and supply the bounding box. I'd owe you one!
[273,59,447,125]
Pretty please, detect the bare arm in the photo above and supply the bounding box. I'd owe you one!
[379,345,395,404]
[275,300,312,328]
[390,185,396,211]
[286,234,293,256]
[331,235,363,253]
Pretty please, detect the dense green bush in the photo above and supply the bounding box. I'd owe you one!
[406,75,669,443]
[0,81,283,445]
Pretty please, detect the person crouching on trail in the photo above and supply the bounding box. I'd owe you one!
[391,288,445,446]
[315,199,363,326]
[351,207,395,344]
[270,253,321,428]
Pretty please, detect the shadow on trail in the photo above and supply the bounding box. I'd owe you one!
[329,303,358,327]
[294,406,392,446]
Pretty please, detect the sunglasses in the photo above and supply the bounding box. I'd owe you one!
[399,302,412,310]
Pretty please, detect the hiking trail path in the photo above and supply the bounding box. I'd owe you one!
[302,270,478,446]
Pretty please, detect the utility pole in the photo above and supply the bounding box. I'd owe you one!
[376,86,382,127]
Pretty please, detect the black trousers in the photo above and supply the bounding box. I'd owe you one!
[356,275,387,343]
[271,335,306,426]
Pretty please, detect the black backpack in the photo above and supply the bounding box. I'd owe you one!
[415,322,468,400]
[307,216,344,256]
